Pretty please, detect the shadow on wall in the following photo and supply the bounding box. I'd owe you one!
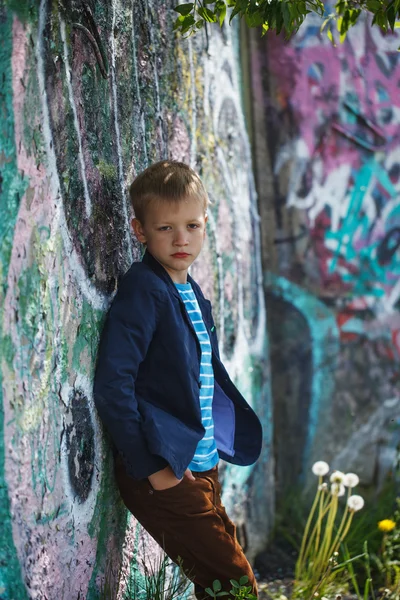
[266,292,312,501]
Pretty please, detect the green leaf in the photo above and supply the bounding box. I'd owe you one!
[275,7,284,34]
[366,0,382,11]
[174,2,194,15]
[387,2,396,30]
[327,27,335,44]
[349,8,361,24]
[197,6,217,21]
[320,15,332,31]
[244,10,264,26]
[173,15,185,30]
[363,577,370,600]
[239,576,249,585]
[229,579,240,588]
[229,3,242,23]
[216,0,227,26]
[180,13,196,33]
[195,19,204,28]
[213,580,222,592]
[205,587,215,597]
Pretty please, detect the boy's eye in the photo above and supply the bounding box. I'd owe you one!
[158,226,171,231]
[188,223,199,229]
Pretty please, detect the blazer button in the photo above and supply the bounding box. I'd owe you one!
[198,380,202,388]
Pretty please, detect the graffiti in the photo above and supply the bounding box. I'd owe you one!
[277,19,400,314]
[0,1,271,597]
[266,275,339,479]
[255,11,400,484]
[332,100,387,152]
[60,378,99,508]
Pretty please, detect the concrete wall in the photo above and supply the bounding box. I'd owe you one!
[0,1,272,598]
[247,15,400,499]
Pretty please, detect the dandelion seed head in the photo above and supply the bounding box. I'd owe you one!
[343,472,359,488]
[318,482,328,491]
[312,461,330,476]
[347,494,365,512]
[334,551,339,556]
[331,482,345,496]
[329,470,345,484]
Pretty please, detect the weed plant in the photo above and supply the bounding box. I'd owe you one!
[99,553,192,600]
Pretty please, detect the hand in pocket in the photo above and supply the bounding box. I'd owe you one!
[148,466,194,491]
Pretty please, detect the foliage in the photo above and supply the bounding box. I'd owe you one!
[343,479,397,563]
[372,498,400,599]
[293,464,365,598]
[341,541,376,600]
[173,0,400,42]
[205,575,257,599]
[99,553,192,600]
[269,476,399,599]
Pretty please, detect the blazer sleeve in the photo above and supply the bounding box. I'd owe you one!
[93,273,169,479]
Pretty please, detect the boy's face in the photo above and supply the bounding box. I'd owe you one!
[132,198,208,284]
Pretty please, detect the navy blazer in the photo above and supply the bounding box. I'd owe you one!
[93,250,263,480]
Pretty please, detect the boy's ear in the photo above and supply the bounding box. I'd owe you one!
[132,218,147,244]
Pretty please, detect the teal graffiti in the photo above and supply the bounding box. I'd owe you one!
[0,8,29,599]
[266,274,340,472]
[326,158,399,298]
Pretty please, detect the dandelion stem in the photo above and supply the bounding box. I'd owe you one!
[337,511,354,551]
[327,488,352,557]
[297,494,333,582]
[313,493,338,585]
[295,480,322,580]
[315,488,328,555]
[300,497,331,575]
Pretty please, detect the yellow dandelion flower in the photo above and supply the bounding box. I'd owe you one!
[378,519,396,532]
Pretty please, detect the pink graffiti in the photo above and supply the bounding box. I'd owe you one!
[267,15,400,355]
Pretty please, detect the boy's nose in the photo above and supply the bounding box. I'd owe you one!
[173,232,188,246]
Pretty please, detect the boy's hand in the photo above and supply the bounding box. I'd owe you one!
[148,466,195,491]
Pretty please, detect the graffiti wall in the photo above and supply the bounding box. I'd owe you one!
[249,14,400,497]
[0,1,272,598]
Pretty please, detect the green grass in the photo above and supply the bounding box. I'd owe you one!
[99,553,193,600]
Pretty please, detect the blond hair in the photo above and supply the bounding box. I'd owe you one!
[129,160,209,223]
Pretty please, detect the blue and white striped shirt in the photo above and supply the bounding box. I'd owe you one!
[175,283,219,471]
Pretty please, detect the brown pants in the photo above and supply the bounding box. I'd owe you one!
[115,457,258,599]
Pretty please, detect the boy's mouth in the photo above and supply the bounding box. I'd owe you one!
[171,252,190,258]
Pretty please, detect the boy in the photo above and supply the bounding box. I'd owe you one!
[93,160,262,599]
